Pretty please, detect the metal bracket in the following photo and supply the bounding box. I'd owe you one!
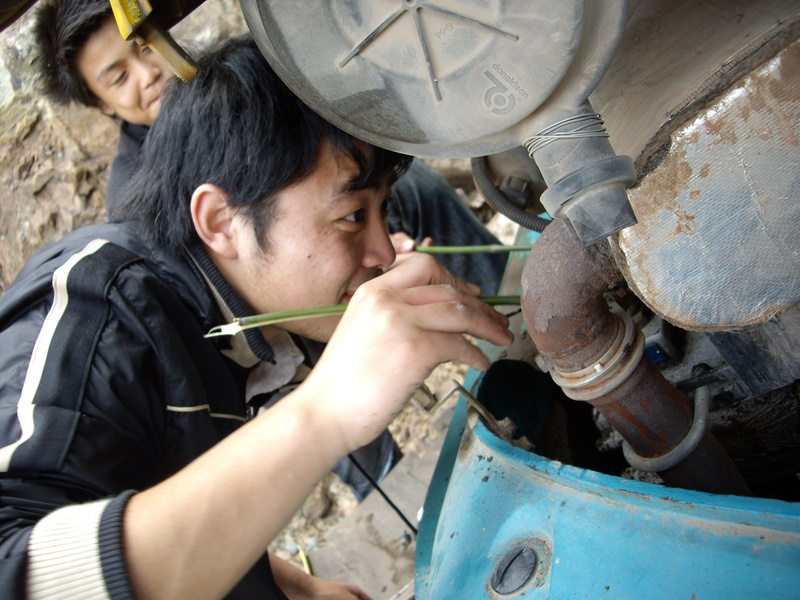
[622,385,711,472]
[442,379,535,451]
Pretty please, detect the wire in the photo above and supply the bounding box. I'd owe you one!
[471,155,551,232]
[347,454,418,536]
[523,113,609,155]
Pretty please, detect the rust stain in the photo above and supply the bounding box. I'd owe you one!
[698,163,711,178]
[766,88,800,149]
[674,206,697,236]
[684,129,701,145]
[767,42,800,111]
[735,41,800,148]
[613,489,653,501]
[627,143,693,224]
[703,109,740,147]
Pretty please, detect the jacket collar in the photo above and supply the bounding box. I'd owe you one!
[120,120,150,145]
[185,241,276,367]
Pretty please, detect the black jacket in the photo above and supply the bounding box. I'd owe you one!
[0,222,287,599]
[106,121,149,217]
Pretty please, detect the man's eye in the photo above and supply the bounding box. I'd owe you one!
[111,71,127,86]
[342,208,366,224]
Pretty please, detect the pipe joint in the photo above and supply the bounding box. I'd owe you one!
[549,303,644,401]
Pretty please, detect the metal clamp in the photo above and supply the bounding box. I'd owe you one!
[622,385,711,472]
[550,303,644,401]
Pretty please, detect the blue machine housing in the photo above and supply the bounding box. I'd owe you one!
[415,381,800,599]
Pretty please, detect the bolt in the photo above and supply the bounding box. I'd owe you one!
[491,546,538,594]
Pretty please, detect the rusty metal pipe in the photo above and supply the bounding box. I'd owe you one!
[521,217,750,496]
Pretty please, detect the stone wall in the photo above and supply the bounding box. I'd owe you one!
[0,0,247,292]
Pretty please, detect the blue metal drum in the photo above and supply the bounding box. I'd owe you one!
[415,387,800,599]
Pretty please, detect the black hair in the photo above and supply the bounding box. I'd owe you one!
[33,0,114,107]
[113,35,413,253]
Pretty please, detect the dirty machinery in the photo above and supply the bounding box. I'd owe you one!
[5,0,799,597]
[238,2,800,597]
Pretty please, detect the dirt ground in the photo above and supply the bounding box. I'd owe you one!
[0,1,514,572]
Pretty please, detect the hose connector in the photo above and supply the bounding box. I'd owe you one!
[523,102,638,245]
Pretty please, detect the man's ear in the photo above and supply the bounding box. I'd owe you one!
[191,183,239,259]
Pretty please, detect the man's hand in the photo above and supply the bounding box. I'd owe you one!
[122,256,509,600]
[389,232,433,268]
[301,252,513,453]
[270,553,374,600]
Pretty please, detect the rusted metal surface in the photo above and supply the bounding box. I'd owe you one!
[519,216,620,361]
[597,358,751,494]
[611,35,800,330]
[521,217,750,495]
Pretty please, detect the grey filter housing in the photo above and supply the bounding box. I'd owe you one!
[241,0,640,244]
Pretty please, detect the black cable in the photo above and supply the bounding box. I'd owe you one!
[471,155,550,232]
[347,454,418,536]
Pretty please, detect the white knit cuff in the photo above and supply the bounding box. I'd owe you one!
[26,498,113,600]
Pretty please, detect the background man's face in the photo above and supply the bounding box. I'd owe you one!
[232,143,397,343]
[75,17,171,126]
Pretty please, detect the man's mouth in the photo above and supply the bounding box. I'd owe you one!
[341,269,383,303]
[148,82,166,108]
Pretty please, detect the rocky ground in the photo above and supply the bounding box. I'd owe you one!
[0,1,516,573]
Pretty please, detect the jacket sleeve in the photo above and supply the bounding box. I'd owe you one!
[0,238,232,599]
[23,493,136,599]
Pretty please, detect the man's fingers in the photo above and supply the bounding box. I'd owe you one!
[403,298,513,348]
[362,253,480,296]
[352,287,513,352]
[389,231,416,253]
[389,283,509,330]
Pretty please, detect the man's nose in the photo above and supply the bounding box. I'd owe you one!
[363,215,396,269]
[136,58,162,88]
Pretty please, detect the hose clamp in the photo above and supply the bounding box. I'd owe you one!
[550,303,644,401]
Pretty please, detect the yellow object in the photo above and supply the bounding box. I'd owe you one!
[108,0,152,40]
[297,546,313,576]
[107,0,198,82]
